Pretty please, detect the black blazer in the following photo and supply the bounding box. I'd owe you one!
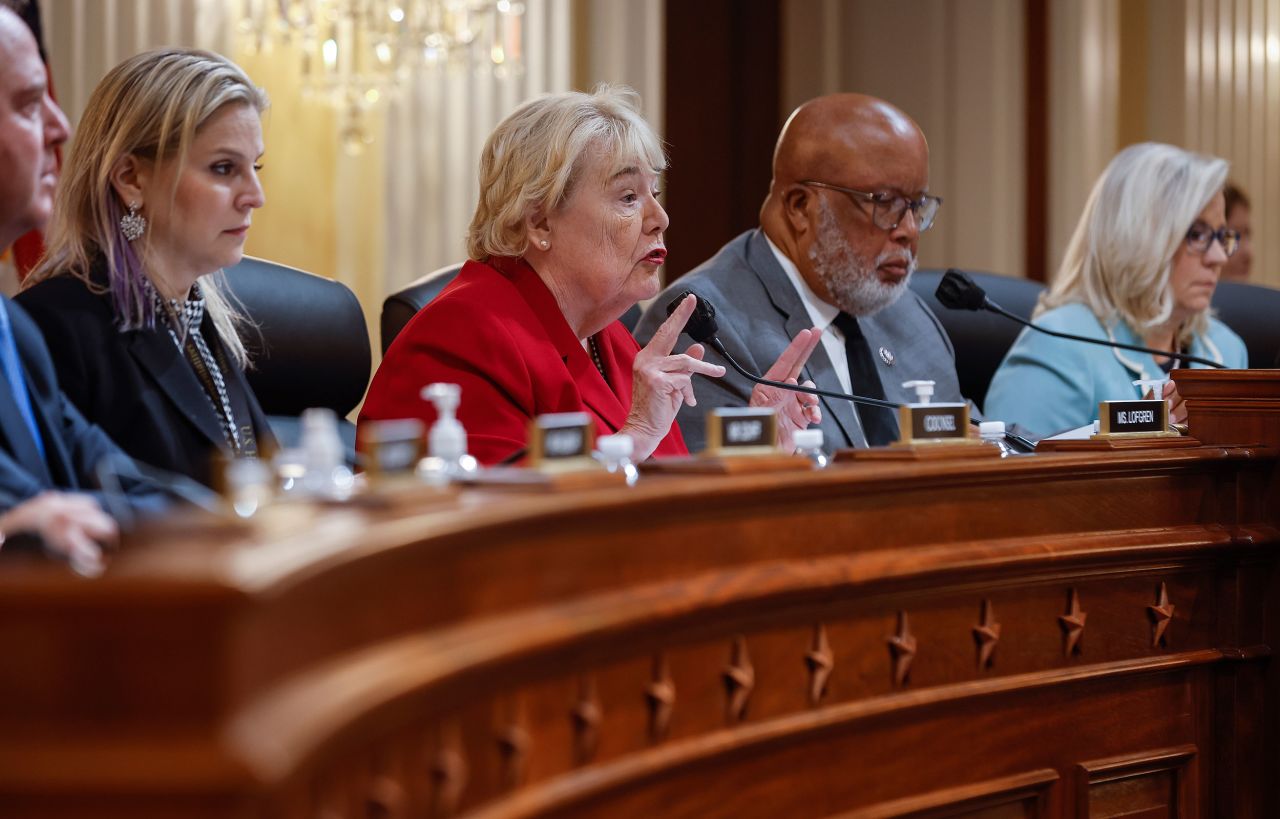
[0,295,166,514]
[16,273,275,487]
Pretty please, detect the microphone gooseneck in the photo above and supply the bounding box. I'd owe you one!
[936,270,1227,370]
[664,291,900,410]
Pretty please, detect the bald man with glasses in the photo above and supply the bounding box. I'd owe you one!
[636,93,963,453]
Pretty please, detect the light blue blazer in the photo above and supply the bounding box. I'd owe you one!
[984,303,1248,438]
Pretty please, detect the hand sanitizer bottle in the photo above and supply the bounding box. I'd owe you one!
[902,379,935,405]
[792,428,829,468]
[415,383,479,484]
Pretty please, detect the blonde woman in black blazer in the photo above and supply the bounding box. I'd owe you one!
[19,48,275,486]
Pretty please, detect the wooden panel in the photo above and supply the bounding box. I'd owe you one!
[1077,745,1197,819]
[832,769,1057,817]
[662,0,780,282]
[0,375,1276,817]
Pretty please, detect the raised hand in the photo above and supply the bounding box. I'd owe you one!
[748,328,824,451]
[621,294,726,459]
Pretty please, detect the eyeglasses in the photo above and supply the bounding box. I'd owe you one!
[800,180,943,232]
[1185,222,1240,257]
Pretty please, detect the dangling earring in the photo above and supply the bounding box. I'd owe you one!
[120,201,147,242]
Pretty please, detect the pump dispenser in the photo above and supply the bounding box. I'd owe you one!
[902,380,936,405]
[1132,378,1168,400]
[416,383,478,483]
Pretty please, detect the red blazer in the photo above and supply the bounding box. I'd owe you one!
[359,256,688,466]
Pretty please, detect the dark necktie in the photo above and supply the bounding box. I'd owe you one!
[0,302,45,461]
[831,312,897,446]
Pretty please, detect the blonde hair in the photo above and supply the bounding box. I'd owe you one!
[466,84,665,260]
[1038,142,1228,344]
[27,47,266,368]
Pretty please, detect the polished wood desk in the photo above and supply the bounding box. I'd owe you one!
[0,372,1276,818]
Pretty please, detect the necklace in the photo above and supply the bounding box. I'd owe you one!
[587,335,607,382]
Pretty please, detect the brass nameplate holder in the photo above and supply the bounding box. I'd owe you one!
[896,402,974,445]
[357,418,426,477]
[1094,399,1178,439]
[838,401,990,462]
[704,407,779,456]
[528,412,598,472]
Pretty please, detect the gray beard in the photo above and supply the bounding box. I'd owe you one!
[808,200,915,317]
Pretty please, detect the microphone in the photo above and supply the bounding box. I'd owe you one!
[665,291,900,410]
[93,453,228,529]
[936,270,1227,369]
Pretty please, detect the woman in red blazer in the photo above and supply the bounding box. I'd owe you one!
[360,86,823,466]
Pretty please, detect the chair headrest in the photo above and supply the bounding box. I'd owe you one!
[1212,279,1280,368]
[380,263,464,354]
[223,257,371,417]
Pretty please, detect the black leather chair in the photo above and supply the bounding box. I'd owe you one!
[380,262,643,354]
[223,256,371,453]
[381,264,463,355]
[908,269,1046,410]
[1212,280,1280,369]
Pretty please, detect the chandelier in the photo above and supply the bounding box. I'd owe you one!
[236,0,526,152]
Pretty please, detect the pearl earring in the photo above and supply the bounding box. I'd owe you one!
[540,240,549,249]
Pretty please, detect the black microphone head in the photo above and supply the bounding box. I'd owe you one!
[936,269,989,312]
[665,290,719,342]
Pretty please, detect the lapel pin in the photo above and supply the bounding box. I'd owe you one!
[879,347,895,366]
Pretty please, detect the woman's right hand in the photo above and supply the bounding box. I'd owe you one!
[621,294,726,459]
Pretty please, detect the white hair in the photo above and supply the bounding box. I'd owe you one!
[1038,142,1228,342]
[466,84,665,261]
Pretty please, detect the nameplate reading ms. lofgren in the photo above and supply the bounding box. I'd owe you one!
[1097,399,1170,436]
[529,412,596,468]
[897,403,969,444]
[706,407,778,456]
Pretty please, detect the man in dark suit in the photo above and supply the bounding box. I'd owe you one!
[636,94,963,453]
[0,6,165,571]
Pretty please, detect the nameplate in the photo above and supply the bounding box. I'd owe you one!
[1096,399,1171,437]
[705,407,778,456]
[528,412,596,469]
[897,403,970,444]
[357,418,426,475]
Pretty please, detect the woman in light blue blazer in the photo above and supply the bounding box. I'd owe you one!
[986,143,1248,438]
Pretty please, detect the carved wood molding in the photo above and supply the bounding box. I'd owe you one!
[496,705,530,791]
[645,654,675,743]
[886,611,917,687]
[972,599,1001,670]
[722,635,755,724]
[365,775,406,819]
[571,674,602,765]
[1059,588,1088,657]
[428,721,467,817]
[1147,582,1175,648]
[805,623,834,706]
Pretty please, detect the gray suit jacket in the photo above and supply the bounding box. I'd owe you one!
[634,229,964,453]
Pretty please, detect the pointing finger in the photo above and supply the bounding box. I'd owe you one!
[645,294,697,357]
